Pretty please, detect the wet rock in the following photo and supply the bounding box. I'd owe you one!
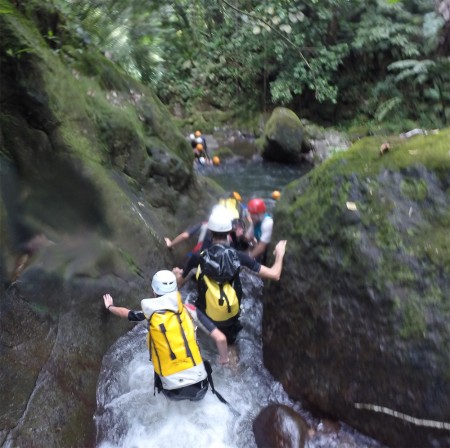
[253,404,309,448]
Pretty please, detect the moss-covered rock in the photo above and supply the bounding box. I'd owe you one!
[260,107,313,163]
[263,129,450,447]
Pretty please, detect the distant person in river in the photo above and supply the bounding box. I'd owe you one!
[193,143,210,166]
[245,198,273,264]
[192,130,211,165]
[173,206,287,344]
[103,270,230,402]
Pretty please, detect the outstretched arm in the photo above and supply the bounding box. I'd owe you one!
[258,240,287,281]
[103,294,131,318]
[164,231,189,249]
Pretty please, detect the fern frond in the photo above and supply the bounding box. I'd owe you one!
[375,97,402,122]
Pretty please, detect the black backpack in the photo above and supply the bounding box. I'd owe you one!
[199,244,241,282]
[196,244,242,322]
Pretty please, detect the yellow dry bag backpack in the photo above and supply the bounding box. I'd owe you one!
[147,293,203,377]
[217,196,241,220]
[196,244,241,323]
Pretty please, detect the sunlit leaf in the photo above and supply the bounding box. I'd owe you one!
[252,25,261,35]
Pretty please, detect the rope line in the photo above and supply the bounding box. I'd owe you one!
[354,403,450,430]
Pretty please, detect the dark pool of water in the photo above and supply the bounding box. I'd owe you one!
[202,157,312,210]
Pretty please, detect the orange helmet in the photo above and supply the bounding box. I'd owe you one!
[272,190,281,200]
[248,198,266,214]
[212,156,220,166]
[232,191,242,201]
[196,143,203,150]
[195,130,202,137]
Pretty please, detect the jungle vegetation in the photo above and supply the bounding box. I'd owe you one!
[11,0,450,131]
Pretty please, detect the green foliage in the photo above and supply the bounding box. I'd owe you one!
[351,4,421,58]
[388,57,450,125]
[43,0,447,126]
[375,97,402,122]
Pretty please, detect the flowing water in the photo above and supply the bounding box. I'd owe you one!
[95,275,297,448]
[95,159,381,447]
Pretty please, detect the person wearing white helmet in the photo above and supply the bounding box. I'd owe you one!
[102,270,229,401]
[164,192,246,254]
[173,206,287,344]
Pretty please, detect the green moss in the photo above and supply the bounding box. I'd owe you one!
[279,127,450,307]
[398,296,427,340]
[415,215,450,271]
[265,107,302,134]
[2,5,188,176]
[118,248,141,276]
[73,49,131,92]
[347,123,371,140]
[298,128,449,266]
[326,129,450,178]
[59,126,103,164]
[400,179,428,201]
[255,136,264,153]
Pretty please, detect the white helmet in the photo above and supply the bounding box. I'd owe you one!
[199,156,206,165]
[151,270,177,295]
[189,133,195,140]
[207,205,233,232]
[195,137,203,144]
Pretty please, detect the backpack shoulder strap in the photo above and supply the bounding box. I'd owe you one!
[204,360,240,416]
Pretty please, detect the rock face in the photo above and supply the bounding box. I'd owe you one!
[260,107,313,163]
[263,132,450,447]
[0,2,218,446]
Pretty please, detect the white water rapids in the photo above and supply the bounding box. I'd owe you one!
[94,273,380,448]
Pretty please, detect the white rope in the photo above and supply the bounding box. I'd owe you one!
[354,403,450,430]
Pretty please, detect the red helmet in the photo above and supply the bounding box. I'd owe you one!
[247,198,266,214]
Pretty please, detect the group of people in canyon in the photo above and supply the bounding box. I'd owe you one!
[103,192,287,403]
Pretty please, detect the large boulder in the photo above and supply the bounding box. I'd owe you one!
[0,2,218,446]
[263,131,450,447]
[260,107,313,163]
